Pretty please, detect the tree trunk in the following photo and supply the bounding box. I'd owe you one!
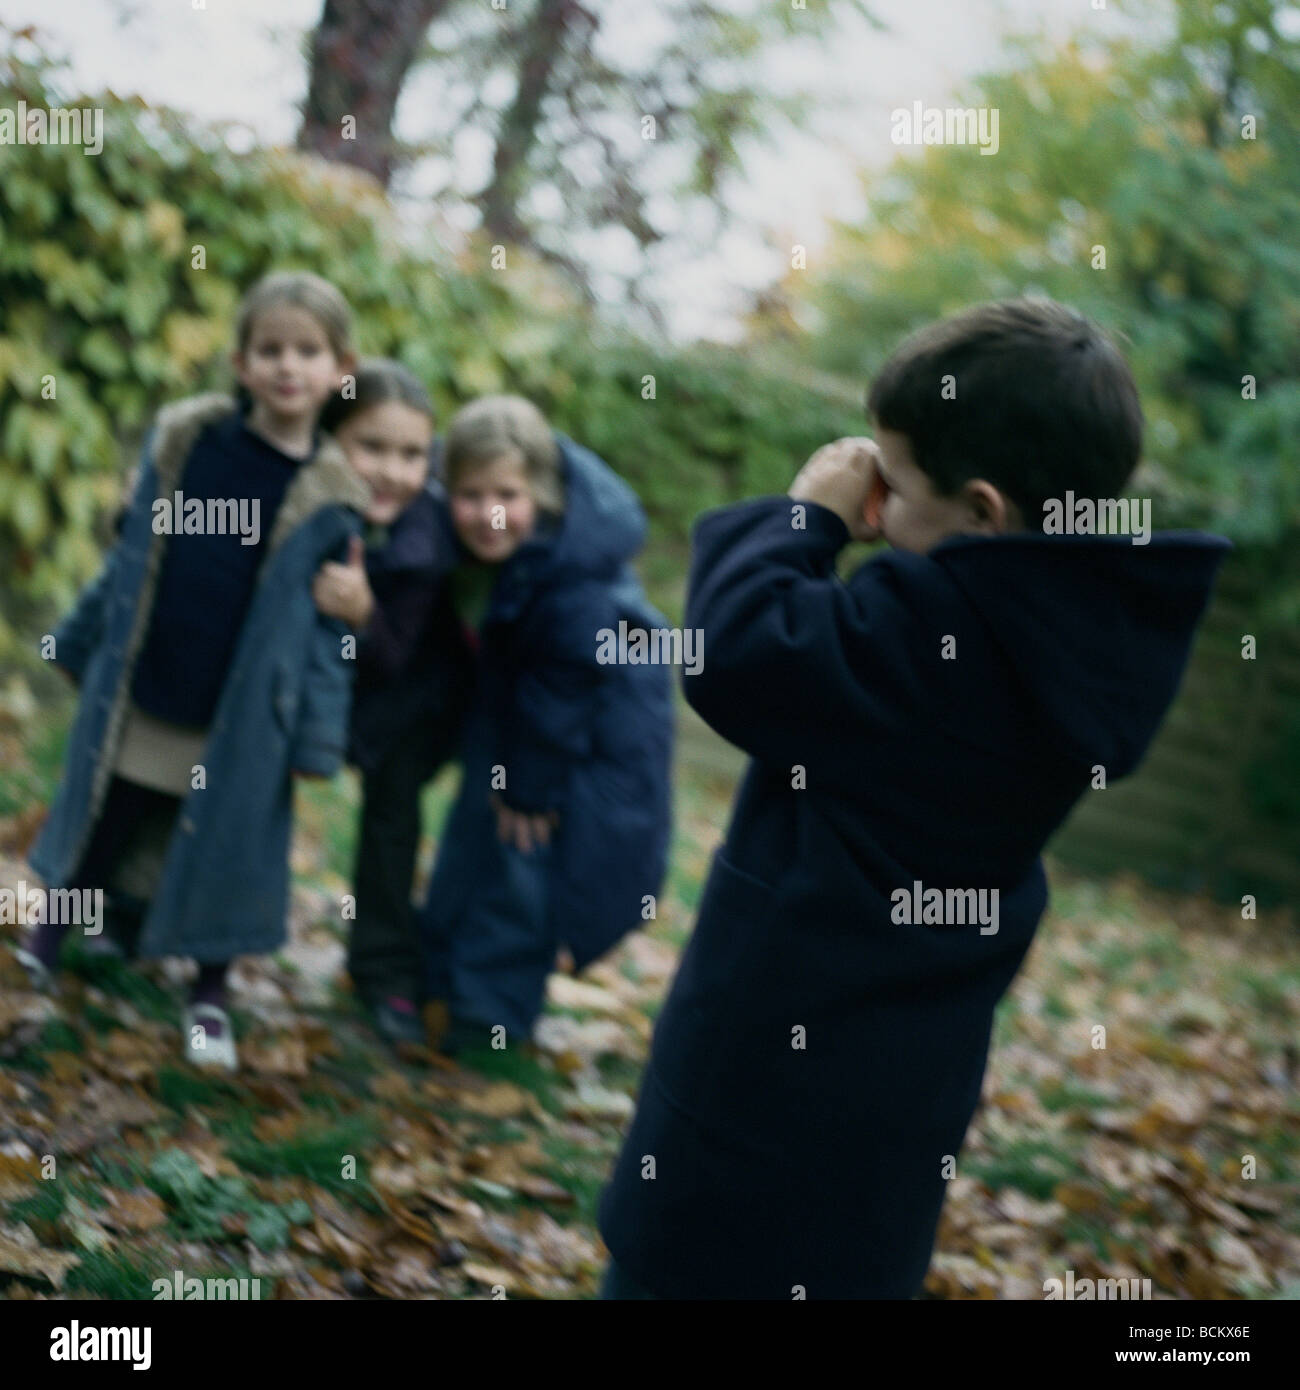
[477,0,585,244]
[298,0,450,186]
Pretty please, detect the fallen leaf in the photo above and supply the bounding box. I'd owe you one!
[242,1035,309,1077]
[462,1261,520,1292]
[102,1187,168,1233]
[0,1222,80,1289]
[563,1082,633,1121]
[546,976,625,1016]
[0,1153,41,1201]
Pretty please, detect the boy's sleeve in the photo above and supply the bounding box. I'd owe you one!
[683,496,926,785]
[498,583,613,813]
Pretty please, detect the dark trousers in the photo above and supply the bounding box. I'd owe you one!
[600,1260,660,1300]
[75,775,180,953]
[348,719,453,1004]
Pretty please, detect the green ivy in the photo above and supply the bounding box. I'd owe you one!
[0,34,861,662]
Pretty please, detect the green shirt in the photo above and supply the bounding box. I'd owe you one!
[451,559,498,634]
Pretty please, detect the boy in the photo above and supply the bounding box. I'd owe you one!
[597,298,1230,1299]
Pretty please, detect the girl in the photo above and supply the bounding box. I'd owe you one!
[20,271,368,1070]
[309,360,472,1046]
[417,395,674,1053]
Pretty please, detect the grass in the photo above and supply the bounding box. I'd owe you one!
[450,1042,562,1112]
[57,952,180,1024]
[2,694,1298,1299]
[226,1118,380,1191]
[155,1064,237,1112]
[0,719,66,818]
[1039,1082,1121,1114]
[0,1018,82,1072]
[64,1248,161,1301]
[8,1183,67,1227]
[541,1134,618,1229]
[965,1138,1089,1203]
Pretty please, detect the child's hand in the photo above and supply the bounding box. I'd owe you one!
[490,793,558,853]
[789,436,884,542]
[312,535,375,629]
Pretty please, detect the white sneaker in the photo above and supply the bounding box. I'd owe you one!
[182,1003,238,1071]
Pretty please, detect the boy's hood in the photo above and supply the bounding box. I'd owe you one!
[929,531,1231,775]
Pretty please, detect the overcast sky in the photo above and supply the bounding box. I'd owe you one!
[0,0,1132,341]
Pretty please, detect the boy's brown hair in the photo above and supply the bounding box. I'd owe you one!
[867,297,1144,519]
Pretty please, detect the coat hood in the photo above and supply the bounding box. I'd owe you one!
[535,435,647,581]
[931,530,1231,776]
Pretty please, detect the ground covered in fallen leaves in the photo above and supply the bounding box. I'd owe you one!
[0,716,1297,1300]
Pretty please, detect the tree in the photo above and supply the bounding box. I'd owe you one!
[793,0,1300,560]
[298,0,453,185]
[297,0,879,321]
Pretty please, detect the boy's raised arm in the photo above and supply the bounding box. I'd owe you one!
[684,493,921,783]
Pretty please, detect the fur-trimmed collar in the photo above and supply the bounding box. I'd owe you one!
[150,393,369,553]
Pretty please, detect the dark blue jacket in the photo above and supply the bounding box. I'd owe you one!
[423,437,674,977]
[30,394,368,962]
[599,498,1229,1299]
[349,487,471,774]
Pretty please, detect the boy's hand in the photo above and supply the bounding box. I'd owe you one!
[490,793,558,854]
[789,436,884,542]
[312,536,375,630]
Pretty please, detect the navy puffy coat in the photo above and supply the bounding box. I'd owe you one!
[421,437,674,1011]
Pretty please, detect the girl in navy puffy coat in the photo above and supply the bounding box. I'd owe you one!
[419,396,673,1051]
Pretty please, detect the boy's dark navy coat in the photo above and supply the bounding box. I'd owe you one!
[599,498,1229,1299]
[29,394,368,962]
[423,437,674,986]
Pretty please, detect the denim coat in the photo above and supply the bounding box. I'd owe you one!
[29,393,369,962]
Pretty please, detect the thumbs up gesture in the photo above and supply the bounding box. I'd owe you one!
[312,533,375,629]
